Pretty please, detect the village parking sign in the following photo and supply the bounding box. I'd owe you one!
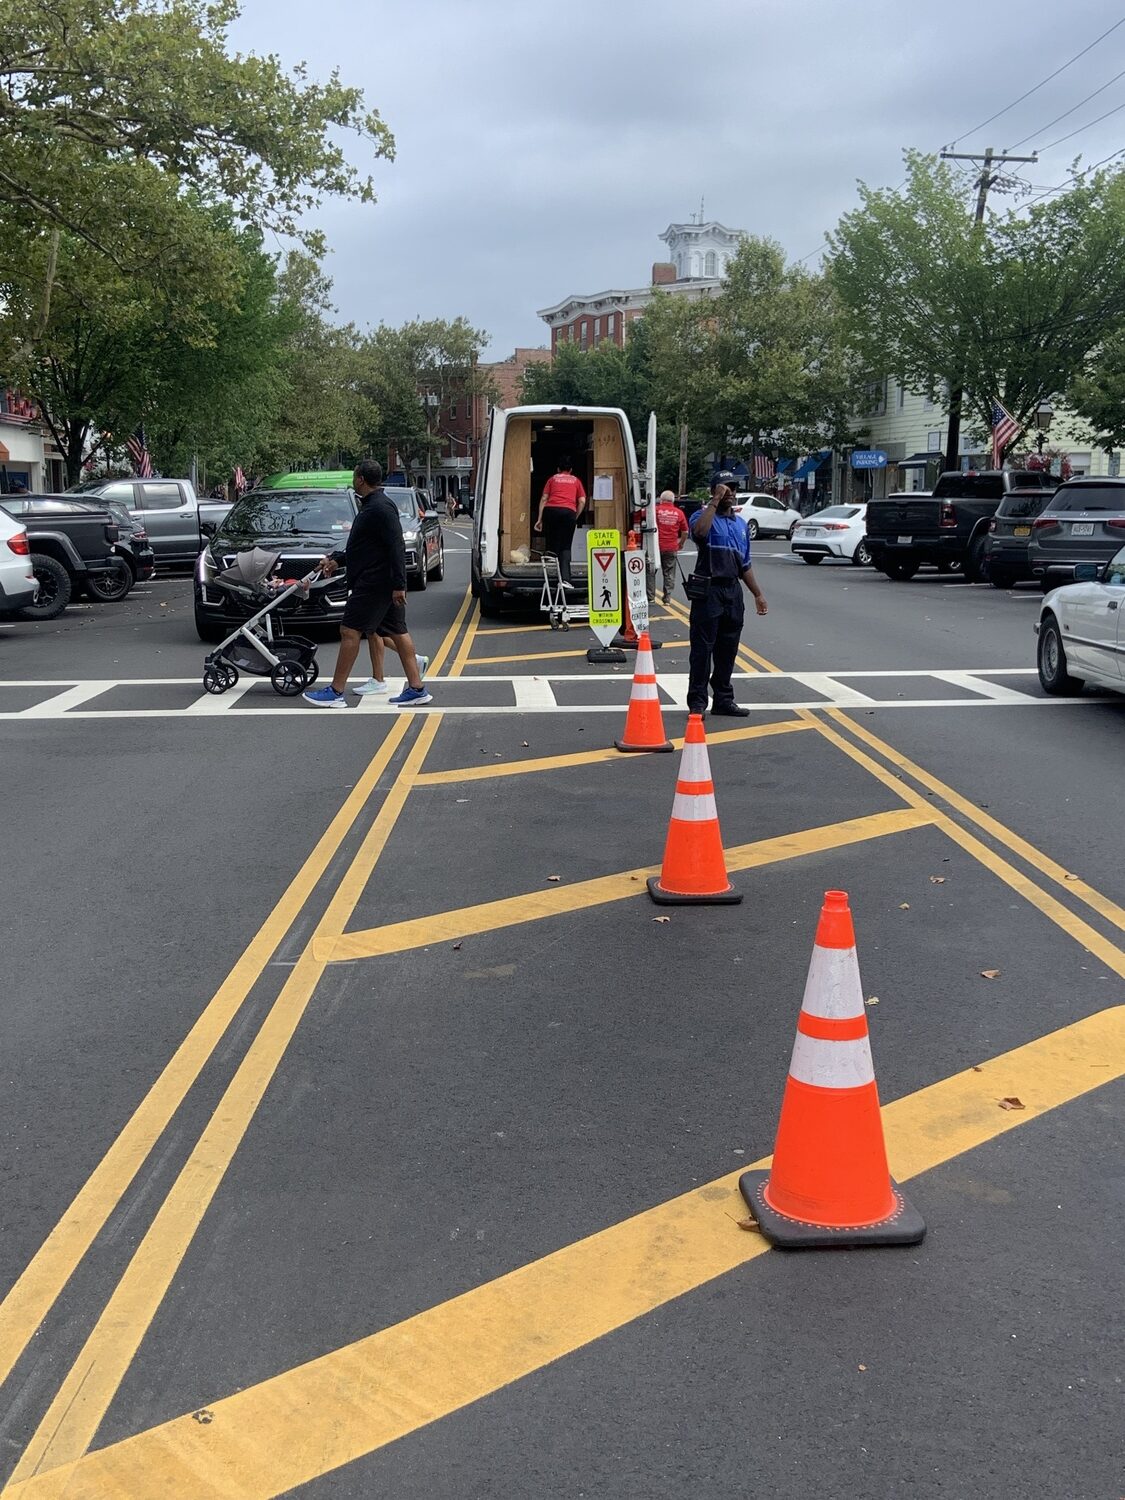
[851,450,888,470]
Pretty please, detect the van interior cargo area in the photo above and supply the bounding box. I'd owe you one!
[499,416,631,575]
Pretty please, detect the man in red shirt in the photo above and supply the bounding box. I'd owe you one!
[534,456,586,589]
[655,489,690,603]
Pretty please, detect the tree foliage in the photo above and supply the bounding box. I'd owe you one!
[358,318,492,472]
[829,152,1125,454]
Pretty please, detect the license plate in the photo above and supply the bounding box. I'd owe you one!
[1014,525,1030,537]
[897,535,912,545]
[1071,522,1094,536]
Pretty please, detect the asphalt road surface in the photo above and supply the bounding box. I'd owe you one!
[1,528,1122,1499]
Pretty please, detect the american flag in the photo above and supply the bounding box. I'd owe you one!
[233,465,248,494]
[753,453,775,482]
[126,429,153,478]
[990,399,1020,467]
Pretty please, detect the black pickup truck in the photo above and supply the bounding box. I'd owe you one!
[866,470,1056,582]
[1,497,121,619]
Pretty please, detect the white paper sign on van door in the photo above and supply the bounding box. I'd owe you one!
[586,529,621,647]
[624,548,649,635]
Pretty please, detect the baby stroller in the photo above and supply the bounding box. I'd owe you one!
[202,547,322,696]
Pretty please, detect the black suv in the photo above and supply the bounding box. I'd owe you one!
[866,470,1056,581]
[0,496,122,619]
[1027,478,1125,590]
[983,486,1057,588]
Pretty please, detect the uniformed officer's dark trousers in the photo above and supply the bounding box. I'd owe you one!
[687,580,744,712]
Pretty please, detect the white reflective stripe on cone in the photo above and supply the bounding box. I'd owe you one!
[679,740,712,782]
[788,1032,875,1089]
[671,791,718,823]
[799,943,865,1021]
[636,649,655,675]
[632,681,659,700]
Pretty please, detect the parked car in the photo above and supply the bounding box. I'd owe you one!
[790,503,870,565]
[0,507,37,614]
[734,492,803,539]
[195,488,356,641]
[1035,546,1124,695]
[99,500,157,588]
[5,496,154,599]
[866,470,1055,581]
[0,497,120,619]
[1026,478,1125,593]
[68,477,231,567]
[390,487,444,589]
[983,486,1057,588]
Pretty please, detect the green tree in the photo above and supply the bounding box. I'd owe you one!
[829,152,1125,459]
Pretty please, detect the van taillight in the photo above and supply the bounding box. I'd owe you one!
[939,502,957,528]
[7,532,29,555]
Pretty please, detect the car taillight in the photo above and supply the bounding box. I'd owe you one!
[988,519,997,532]
[6,531,29,555]
[1107,517,1125,529]
[939,502,957,528]
[105,523,120,543]
[134,528,148,541]
[1032,516,1057,530]
[822,523,848,530]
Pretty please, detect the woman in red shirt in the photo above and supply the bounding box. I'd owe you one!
[534,457,586,589]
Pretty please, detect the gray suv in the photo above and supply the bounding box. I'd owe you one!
[1027,478,1125,591]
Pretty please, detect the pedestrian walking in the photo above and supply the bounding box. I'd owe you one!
[686,483,767,718]
[303,458,432,709]
[534,456,586,590]
[655,489,689,603]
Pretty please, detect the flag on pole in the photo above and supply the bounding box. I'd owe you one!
[233,465,248,494]
[990,399,1020,467]
[753,453,775,482]
[125,429,154,478]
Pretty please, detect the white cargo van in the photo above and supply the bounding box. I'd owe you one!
[471,404,656,617]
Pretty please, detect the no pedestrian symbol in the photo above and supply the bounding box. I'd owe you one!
[586,528,621,647]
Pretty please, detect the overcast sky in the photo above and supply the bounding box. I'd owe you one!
[231,0,1125,359]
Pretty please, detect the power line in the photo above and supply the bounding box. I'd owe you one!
[946,14,1125,147]
[1007,63,1125,149]
[1022,144,1125,205]
[1040,96,1125,151]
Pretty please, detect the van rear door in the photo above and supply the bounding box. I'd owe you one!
[478,406,505,578]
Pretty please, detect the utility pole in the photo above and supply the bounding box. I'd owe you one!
[938,146,1037,470]
[677,422,689,495]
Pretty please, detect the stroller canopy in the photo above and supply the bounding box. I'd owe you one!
[214,546,281,593]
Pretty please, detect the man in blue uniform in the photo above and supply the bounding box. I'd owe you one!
[687,483,768,716]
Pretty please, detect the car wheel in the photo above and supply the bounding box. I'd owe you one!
[85,560,133,603]
[963,534,989,584]
[428,538,445,581]
[989,565,1015,590]
[1037,614,1083,696]
[883,560,919,581]
[1039,577,1054,594]
[194,607,226,644]
[801,554,824,565]
[852,540,872,566]
[478,591,504,619]
[17,554,72,620]
[747,519,760,539]
[408,562,428,591]
[787,521,798,539]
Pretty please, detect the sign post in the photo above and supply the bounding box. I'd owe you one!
[586,529,626,662]
[624,548,649,637]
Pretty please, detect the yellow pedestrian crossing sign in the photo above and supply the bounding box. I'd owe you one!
[587,529,621,646]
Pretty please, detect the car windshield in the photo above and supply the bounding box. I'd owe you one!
[390,491,419,520]
[809,506,862,519]
[216,491,355,538]
[1045,485,1125,513]
[997,491,1053,519]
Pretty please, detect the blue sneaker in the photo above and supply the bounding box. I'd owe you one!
[303,685,348,708]
[389,684,433,707]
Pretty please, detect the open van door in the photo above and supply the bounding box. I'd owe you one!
[644,411,659,571]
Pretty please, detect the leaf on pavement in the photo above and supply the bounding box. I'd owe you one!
[999,1096,1025,1111]
[1064,873,1079,882]
[547,875,561,882]
[980,969,1001,980]
[929,876,946,884]
[858,1364,867,1372]
[736,1216,762,1233]
[522,741,529,747]
[972,1065,984,1073]
[452,942,463,951]
[653,916,670,924]
[899,903,910,910]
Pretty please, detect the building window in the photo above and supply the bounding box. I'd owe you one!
[594,317,601,342]
[704,251,717,277]
[449,402,458,420]
[1110,453,1121,477]
[923,390,935,410]
[927,430,942,452]
[897,382,906,410]
[1068,452,1091,476]
[865,379,887,416]
[580,323,588,348]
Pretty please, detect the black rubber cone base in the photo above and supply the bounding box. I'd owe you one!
[612,634,663,649]
[587,647,627,664]
[615,739,674,753]
[739,1170,926,1249]
[647,876,743,906]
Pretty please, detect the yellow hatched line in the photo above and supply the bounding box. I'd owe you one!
[413,718,811,786]
[15,1001,1124,1500]
[465,642,690,666]
[317,808,932,963]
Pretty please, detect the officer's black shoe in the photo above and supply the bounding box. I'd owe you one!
[710,701,751,717]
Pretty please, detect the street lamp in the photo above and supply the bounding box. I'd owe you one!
[421,392,440,496]
[1034,399,1054,454]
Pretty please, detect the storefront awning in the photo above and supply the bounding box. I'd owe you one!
[898,451,940,469]
[776,458,795,474]
[0,442,9,462]
[791,452,829,481]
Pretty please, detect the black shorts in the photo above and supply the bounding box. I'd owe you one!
[342,591,408,637]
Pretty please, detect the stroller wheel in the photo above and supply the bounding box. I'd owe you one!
[271,661,308,696]
[305,659,319,686]
[221,664,239,688]
[202,667,228,695]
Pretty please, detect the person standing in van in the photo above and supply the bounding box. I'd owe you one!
[534,456,586,590]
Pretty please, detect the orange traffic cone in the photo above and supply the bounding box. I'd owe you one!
[740,891,925,1248]
[615,632,673,753]
[647,714,741,904]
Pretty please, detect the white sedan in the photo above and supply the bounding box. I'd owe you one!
[734,492,803,539]
[1036,545,1124,695]
[790,503,871,565]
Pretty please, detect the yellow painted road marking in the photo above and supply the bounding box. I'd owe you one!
[449,600,481,676]
[17,1002,1123,1500]
[465,642,691,666]
[319,808,932,962]
[413,718,811,786]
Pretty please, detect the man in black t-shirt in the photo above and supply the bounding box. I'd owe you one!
[303,459,432,707]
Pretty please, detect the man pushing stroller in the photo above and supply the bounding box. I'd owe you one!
[303,459,432,708]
